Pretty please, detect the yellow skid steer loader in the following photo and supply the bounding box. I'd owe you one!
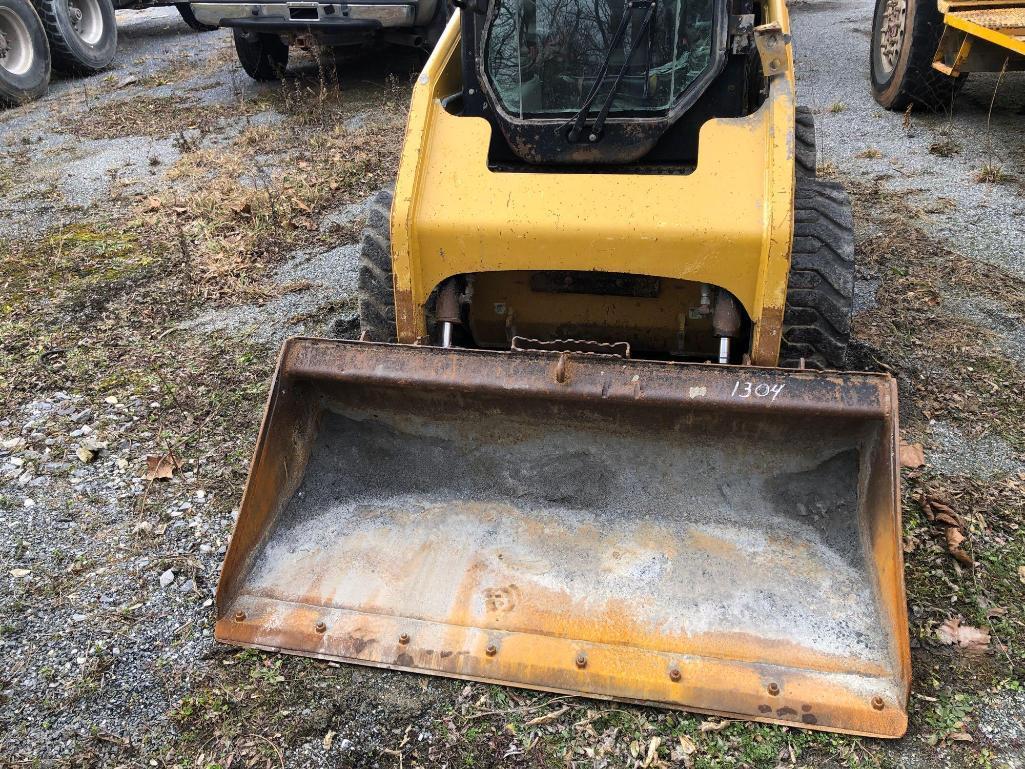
[216,0,911,738]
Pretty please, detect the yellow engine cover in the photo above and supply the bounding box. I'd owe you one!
[389,0,800,365]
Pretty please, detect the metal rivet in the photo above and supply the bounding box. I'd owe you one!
[234,610,246,622]
[485,643,497,657]
[767,682,780,696]
[669,667,682,682]
[575,652,587,669]
[399,633,410,645]
[315,621,327,634]
[872,696,885,711]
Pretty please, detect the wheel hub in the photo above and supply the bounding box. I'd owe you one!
[65,0,103,44]
[878,0,908,75]
[0,7,33,75]
[69,2,84,30]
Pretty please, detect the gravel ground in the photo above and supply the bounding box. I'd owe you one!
[2,4,1025,768]
[793,0,1025,274]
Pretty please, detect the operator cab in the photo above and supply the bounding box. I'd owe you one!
[455,0,763,166]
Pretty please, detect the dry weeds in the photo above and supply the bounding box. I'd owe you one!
[144,94,406,301]
[57,95,244,141]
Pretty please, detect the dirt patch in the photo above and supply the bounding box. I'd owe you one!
[849,178,1025,455]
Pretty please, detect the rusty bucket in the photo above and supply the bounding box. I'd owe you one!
[215,339,910,737]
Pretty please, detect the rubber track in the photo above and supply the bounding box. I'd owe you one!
[357,189,397,342]
[779,179,855,370]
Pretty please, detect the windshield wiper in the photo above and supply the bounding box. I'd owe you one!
[567,0,657,144]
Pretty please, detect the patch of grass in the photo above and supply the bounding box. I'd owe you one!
[929,138,961,158]
[902,473,1025,656]
[56,95,244,140]
[150,93,407,301]
[856,147,883,159]
[975,163,1008,184]
[828,101,847,114]
[850,180,1025,449]
[922,691,975,744]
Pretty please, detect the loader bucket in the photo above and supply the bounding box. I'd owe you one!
[216,339,910,737]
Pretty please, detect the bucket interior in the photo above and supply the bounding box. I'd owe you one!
[216,341,908,736]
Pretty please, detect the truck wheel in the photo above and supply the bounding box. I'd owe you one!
[36,0,116,74]
[175,4,215,32]
[357,189,397,342]
[870,0,964,111]
[779,178,855,371]
[233,28,287,81]
[0,0,50,105]
[795,105,816,178]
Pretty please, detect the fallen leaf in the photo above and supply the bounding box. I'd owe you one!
[10,568,30,578]
[920,494,963,527]
[524,705,569,726]
[144,197,162,212]
[77,445,97,463]
[944,527,973,566]
[145,452,179,481]
[642,736,661,768]
[116,75,138,89]
[323,730,336,750]
[933,510,964,528]
[899,440,925,468]
[699,719,732,733]
[935,617,990,655]
[1018,565,1025,585]
[948,732,973,742]
[677,735,697,755]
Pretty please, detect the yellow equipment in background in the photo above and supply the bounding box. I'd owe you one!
[216,0,912,738]
[871,0,1024,109]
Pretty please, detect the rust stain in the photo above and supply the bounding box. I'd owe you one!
[215,338,907,738]
[752,305,786,366]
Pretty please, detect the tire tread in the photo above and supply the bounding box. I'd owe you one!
[780,178,855,370]
[357,189,397,342]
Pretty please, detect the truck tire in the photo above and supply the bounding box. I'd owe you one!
[0,0,50,105]
[795,105,816,178]
[36,0,116,74]
[779,178,855,371]
[175,3,215,32]
[870,0,964,111]
[233,27,287,81]
[357,189,397,342]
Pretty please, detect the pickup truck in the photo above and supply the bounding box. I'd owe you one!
[189,0,448,79]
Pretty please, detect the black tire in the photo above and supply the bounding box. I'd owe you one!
[795,105,816,178]
[0,0,51,106]
[36,0,116,74]
[870,0,965,111]
[175,3,215,32]
[779,178,855,370]
[357,189,397,342]
[232,27,288,81]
